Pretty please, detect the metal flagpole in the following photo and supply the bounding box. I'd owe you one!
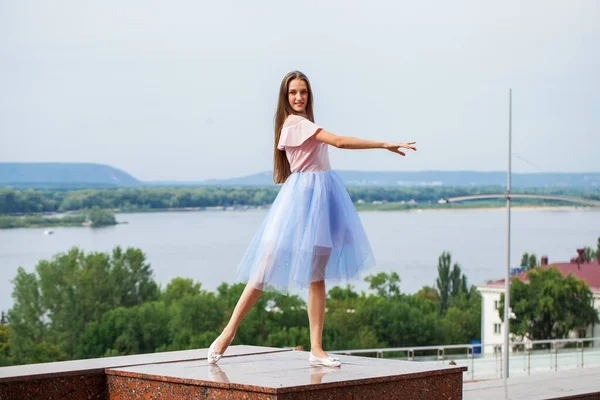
[503,88,512,378]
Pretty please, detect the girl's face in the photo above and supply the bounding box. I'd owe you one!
[288,78,309,114]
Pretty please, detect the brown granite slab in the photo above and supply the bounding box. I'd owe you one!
[464,367,600,400]
[107,372,463,399]
[0,374,106,400]
[106,349,467,399]
[1,346,468,400]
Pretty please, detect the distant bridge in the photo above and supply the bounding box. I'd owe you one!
[445,194,600,207]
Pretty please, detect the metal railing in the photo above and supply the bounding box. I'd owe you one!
[331,337,600,381]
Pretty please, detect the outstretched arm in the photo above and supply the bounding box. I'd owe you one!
[314,129,417,156]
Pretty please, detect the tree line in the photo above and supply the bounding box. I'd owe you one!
[1,247,480,366]
[0,207,116,229]
[1,186,598,215]
[1,245,596,367]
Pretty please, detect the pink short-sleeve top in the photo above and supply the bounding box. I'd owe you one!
[277,115,331,173]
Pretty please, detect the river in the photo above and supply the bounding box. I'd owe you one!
[0,208,598,312]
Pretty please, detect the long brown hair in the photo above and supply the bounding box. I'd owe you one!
[273,71,315,184]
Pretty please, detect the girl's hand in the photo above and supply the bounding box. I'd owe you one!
[383,141,417,156]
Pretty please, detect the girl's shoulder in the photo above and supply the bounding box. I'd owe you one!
[283,114,308,128]
[278,114,321,150]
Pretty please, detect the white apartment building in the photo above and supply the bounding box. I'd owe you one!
[477,254,600,354]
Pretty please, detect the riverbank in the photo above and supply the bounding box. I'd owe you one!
[0,207,120,229]
[116,201,600,214]
[1,202,597,229]
[0,214,87,229]
[0,215,124,229]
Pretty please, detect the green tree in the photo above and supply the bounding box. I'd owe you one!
[346,325,382,349]
[500,267,599,340]
[267,327,311,350]
[520,252,538,270]
[436,252,466,315]
[357,296,438,348]
[450,264,467,297]
[365,272,401,298]
[0,323,13,366]
[436,252,452,315]
[528,254,537,270]
[416,286,438,302]
[162,277,203,305]
[520,252,529,268]
[78,301,171,358]
[6,268,47,363]
[167,291,226,351]
[328,285,359,301]
[579,236,599,262]
[2,186,599,216]
[7,247,159,364]
[440,287,482,344]
[87,206,116,226]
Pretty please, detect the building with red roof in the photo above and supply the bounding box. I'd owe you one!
[477,251,600,354]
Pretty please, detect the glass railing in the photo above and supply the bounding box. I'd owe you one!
[332,337,600,381]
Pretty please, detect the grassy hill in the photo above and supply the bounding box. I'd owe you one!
[156,170,600,189]
[2,163,599,189]
[0,163,141,188]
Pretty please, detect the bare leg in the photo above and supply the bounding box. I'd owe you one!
[308,247,331,359]
[213,282,263,353]
[213,249,273,354]
[308,279,327,358]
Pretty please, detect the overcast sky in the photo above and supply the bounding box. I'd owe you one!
[1,1,598,181]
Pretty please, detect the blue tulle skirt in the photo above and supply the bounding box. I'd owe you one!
[235,170,375,293]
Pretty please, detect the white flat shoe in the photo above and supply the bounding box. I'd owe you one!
[207,333,235,365]
[309,352,341,367]
[207,340,222,364]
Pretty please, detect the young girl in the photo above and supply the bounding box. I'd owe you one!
[208,71,416,367]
